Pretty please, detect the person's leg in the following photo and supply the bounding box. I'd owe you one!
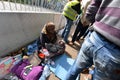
[65,32,95,80]
[62,26,66,38]
[81,28,89,39]
[63,18,73,43]
[71,21,82,43]
[76,25,88,41]
[62,17,68,38]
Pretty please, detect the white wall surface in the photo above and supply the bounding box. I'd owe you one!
[0,12,65,57]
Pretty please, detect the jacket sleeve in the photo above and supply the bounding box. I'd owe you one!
[85,0,102,23]
[40,33,46,48]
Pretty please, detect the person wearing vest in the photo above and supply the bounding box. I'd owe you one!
[69,0,91,45]
[62,0,82,43]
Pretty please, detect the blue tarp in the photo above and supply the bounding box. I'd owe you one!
[50,53,79,80]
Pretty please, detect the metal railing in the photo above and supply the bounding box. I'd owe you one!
[0,0,67,12]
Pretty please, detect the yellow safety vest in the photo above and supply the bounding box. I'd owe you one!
[62,1,80,20]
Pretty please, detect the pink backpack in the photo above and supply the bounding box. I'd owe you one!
[21,65,43,80]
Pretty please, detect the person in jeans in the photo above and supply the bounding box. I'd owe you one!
[65,0,120,80]
[62,0,82,43]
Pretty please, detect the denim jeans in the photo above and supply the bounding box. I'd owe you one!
[62,17,73,43]
[65,31,120,80]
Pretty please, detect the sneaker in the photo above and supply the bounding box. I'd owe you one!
[69,41,74,45]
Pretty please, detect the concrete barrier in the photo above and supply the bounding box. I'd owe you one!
[0,12,65,57]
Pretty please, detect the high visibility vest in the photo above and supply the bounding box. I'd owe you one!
[62,1,80,20]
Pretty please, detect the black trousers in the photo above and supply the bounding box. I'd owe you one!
[72,21,88,42]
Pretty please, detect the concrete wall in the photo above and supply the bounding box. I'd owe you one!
[0,12,65,57]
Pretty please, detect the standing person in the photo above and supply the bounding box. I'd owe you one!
[69,0,91,45]
[62,0,82,43]
[65,0,120,80]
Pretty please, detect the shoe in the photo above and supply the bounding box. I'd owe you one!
[76,40,80,43]
[69,41,74,45]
